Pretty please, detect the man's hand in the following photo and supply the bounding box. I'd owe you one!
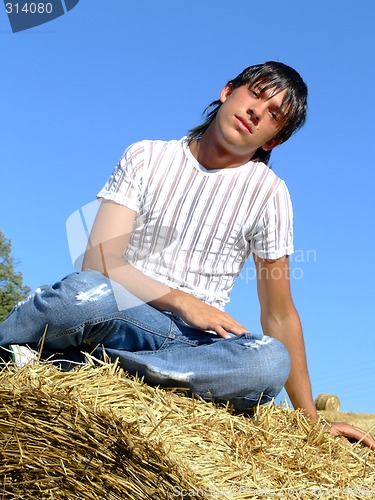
[163,290,248,339]
[328,421,375,450]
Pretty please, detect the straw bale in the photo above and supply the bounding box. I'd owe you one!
[315,394,341,412]
[1,360,374,499]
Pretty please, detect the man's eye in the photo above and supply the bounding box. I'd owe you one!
[270,111,278,121]
[250,89,259,98]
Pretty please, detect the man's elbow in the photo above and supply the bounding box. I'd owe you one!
[260,306,300,334]
[81,246,106,274]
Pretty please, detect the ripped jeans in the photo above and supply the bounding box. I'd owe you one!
[0,271,290,411]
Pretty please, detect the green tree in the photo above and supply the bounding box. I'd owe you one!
[0,230,31,322]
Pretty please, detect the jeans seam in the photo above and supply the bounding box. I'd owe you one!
[129,342,198,355]
[47,313,176,341]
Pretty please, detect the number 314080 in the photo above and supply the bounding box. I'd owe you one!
[5,3,53,14]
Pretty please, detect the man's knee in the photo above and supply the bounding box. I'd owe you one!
[28,271,111,332]
[232,334,290,399]
[264,336,290,393]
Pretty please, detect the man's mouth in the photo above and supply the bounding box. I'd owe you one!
[235,115,252,133]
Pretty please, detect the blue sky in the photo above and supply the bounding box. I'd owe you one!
[1,0,374,412]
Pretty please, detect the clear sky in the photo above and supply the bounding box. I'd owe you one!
[1,0,374,412]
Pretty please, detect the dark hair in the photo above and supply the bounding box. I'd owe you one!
[188,61,308,165]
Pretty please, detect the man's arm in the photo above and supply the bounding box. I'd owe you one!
[82,199,171,302]
[253,254,317,418]
[82,200,247,338]
[253,254,375,449]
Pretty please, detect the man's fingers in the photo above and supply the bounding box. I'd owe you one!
[330,422,375,451]
[349,428,375,450]
[214,326,232,339]
[221,316,248,335]
[214,320,247,338]
[343,433,375,450]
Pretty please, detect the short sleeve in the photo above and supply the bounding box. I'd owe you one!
[97,141,147,212]
[250,181,294,260]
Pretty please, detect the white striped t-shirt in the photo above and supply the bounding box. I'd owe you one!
[97,137,294,310]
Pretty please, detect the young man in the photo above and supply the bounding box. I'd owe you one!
[1,61,374,448]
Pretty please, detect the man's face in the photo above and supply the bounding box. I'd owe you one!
[212,83,286,158]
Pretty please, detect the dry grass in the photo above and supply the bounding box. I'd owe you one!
[320,410,375,435]
[0,360,374,499]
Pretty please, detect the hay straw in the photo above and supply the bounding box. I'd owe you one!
[1,360,374,499]
[315,394,341,412]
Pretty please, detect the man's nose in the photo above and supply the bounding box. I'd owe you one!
[247,103,265,124]
[248,109,259,124]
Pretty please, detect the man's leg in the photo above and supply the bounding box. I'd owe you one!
[0,270,185,358]
[0,271,290,410]
[102,314,291,411]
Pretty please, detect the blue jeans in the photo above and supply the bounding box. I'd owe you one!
[0,271,290,411]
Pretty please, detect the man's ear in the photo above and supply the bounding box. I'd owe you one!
[219,84,233,103]
[262,137,283,151]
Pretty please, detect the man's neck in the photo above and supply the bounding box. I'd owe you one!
[189,133,256,170]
